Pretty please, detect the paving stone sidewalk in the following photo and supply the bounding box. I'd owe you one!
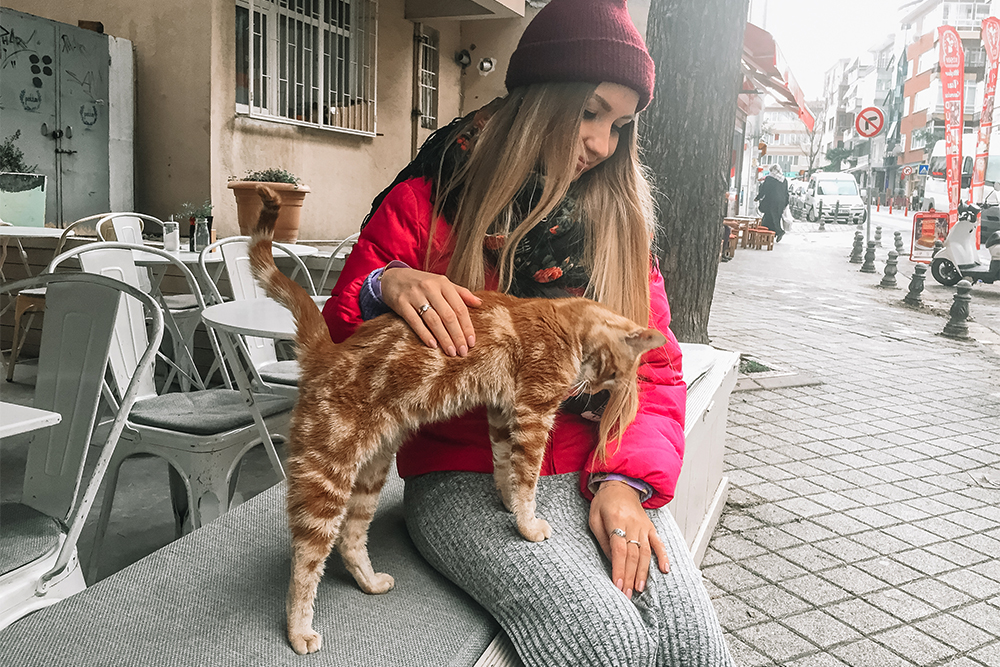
[703,225,1000,667]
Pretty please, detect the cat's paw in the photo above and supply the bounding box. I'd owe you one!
[289,629,323,655]
[359,572,395,595]
[518,517,552,542]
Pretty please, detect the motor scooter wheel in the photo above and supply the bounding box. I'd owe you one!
[930,257,962,286]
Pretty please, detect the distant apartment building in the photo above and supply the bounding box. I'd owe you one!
[759,101,824,179]
[898,1,992,174]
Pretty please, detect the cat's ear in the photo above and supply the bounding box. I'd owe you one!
[625,328,667,356]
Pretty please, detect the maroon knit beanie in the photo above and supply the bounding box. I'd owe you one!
[505,0,655,110]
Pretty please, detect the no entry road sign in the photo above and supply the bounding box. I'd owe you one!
[855,107,885,138]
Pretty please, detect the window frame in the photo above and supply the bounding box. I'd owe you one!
[235,0,379,137]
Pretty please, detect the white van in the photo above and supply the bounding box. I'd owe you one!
[923,133,975,211]
[801,172,866,224]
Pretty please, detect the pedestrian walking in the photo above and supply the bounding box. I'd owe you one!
[755,163,789,241]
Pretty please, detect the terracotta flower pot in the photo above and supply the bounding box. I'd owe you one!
[228,181,311,242]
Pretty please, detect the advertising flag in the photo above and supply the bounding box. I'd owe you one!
[938,25,965,226]
[972,17,1000,203]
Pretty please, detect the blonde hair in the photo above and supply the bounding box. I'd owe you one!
[431,82,656,451]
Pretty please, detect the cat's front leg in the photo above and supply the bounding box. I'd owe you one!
[507,409,557,542]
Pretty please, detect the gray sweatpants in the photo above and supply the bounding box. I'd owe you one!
[404,472,734,667]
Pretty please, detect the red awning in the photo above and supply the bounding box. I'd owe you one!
[740,23,815,131]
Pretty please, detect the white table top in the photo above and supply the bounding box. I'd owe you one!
[132,249,223,266]
[0,226,65,238]
[131,244,318,266]
[201,296,328,340]
[0,402,62,438]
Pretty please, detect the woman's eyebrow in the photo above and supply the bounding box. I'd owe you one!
[592,93,635,122]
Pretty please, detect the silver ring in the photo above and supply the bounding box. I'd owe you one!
[417,303,432,317]
[610,528,626,539]
[627,540,641,546]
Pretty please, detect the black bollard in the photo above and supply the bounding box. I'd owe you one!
[860,241,878,273]
[904,264,927,306]
[874,225,883,247]
[879,251,899,288]
[941,280,973,339]
[850,231,864,263]
[933,239,944,258]
[894,230,905,256]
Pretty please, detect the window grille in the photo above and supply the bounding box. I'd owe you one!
[236,0,378,136]
[416,26,439,130]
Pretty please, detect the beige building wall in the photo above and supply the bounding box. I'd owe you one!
[14,0,470,240]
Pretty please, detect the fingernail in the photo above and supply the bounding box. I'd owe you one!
[625,588,632,599]
[616,578,623,591]
[447,346,457,357]
[468,335,476,347]
[429,339,438,348]
[637,580,645,593]
[458,345,468,357]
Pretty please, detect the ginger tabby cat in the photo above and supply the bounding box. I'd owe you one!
[248,186,666,655]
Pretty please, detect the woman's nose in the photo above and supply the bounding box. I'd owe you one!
[583,129,611,161]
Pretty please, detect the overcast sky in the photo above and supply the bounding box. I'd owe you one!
[751,0,907,100]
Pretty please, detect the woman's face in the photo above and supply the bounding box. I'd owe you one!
[576,82,640,179]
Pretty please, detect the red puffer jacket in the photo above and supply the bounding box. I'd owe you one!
[323,177,686,508]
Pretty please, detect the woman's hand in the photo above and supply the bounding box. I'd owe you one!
[380,266,481,356]
[589,481,670,599]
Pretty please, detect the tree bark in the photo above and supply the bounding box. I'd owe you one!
[642,0,749,343]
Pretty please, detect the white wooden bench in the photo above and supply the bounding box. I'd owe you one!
[0,344,739,667]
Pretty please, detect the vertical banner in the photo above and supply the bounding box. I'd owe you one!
[939,26,965,227]
[972,17,1000,203]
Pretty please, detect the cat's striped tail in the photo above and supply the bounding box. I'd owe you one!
[248,186,331,351]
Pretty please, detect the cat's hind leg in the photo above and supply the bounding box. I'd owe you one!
[507,406,559,542]
[285,460,354,655]
[336,446,396,594]
[487,406,514,512]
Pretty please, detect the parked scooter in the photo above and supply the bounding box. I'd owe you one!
[931,202,1000,286]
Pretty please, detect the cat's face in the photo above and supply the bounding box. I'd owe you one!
[573,313,667,394]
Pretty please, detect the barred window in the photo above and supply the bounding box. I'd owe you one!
[416,26,439,130]
[236,0,378,136]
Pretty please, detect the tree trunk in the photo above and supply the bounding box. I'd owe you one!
[642,0,749,343]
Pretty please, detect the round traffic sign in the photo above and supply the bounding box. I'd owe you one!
[902,166,913,176]
[855,107,885,138]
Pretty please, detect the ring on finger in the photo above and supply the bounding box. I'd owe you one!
[627,539,641,546]
[417,303,433,317]
[610,528,626,539]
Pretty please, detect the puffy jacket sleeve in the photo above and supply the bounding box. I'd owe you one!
[323,179,437,343]
[581,262,686,509]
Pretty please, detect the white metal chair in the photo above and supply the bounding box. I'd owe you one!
[46,243,293,578]
[198,236,318,394]
[4,214,105,382]
[0,273,162,630]
[97,214,209,390]
[316,232,359,292]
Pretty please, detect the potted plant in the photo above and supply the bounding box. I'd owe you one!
[227,168,310,242]
[0,130,47,227]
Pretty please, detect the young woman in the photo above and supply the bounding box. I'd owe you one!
[323,0,734,664]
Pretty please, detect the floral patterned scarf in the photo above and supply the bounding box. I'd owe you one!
[361,100,591,300]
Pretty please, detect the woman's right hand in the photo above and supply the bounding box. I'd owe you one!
[380,267,481,356]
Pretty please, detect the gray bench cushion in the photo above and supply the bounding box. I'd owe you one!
[0,503,60,576]
[129,390,294,435]
[0,471,499,666]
